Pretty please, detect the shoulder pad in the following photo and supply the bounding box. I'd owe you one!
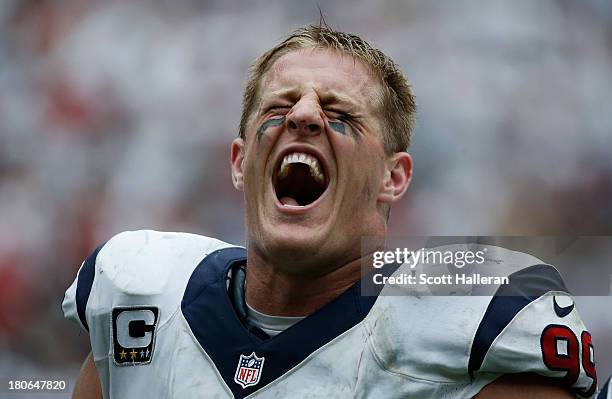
[63,230,240,331]
[365,243,578,387]
[97,230,233,297]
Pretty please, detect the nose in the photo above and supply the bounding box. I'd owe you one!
[286,96,324,136]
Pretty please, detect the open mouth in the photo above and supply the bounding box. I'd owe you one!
[273,152,328,207]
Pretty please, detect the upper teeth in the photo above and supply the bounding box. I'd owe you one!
[278,152,325,183]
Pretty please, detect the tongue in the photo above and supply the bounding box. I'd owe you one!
[280,196,300,206]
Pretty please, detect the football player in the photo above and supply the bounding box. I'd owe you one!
[64,25,598,398]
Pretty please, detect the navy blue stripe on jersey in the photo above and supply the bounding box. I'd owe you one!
[182,247,397,399]
[468,264,569,376]
[76,244,105,331]
[598,376,611,399]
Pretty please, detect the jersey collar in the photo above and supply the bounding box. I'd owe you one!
[181,246,397,398]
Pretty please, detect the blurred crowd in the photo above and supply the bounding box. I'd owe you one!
[0,0,610,389]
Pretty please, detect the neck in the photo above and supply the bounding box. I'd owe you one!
[244,248,364,317]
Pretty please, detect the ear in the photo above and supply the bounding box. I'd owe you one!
[378,152,412,203]
[230,138,245,191]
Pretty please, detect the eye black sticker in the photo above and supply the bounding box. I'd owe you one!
[256,117,286,141]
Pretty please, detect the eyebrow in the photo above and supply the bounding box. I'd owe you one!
[262,87,361,113]
[319,91,360,111]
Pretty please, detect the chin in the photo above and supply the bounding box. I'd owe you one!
[267,224,324,254]
[252,224,333,273]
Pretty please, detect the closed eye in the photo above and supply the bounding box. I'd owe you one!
[264,105,292,115]
[324,109,362,137]
[325,109,353,122]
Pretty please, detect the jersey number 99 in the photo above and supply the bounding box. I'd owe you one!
[541,324,597,396]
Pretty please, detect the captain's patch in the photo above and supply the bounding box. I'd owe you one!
[111,306,159,366]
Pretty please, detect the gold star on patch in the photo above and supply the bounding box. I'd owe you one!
[119,350,127,360]
[130,349,137,360]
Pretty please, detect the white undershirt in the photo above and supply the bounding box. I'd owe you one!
[245,301,305,337]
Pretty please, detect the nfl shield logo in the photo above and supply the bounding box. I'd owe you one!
[234,352,265,389]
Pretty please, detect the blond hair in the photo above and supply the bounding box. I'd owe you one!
[239,25,416,153]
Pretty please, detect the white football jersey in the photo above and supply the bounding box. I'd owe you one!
[63,230,598,398]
